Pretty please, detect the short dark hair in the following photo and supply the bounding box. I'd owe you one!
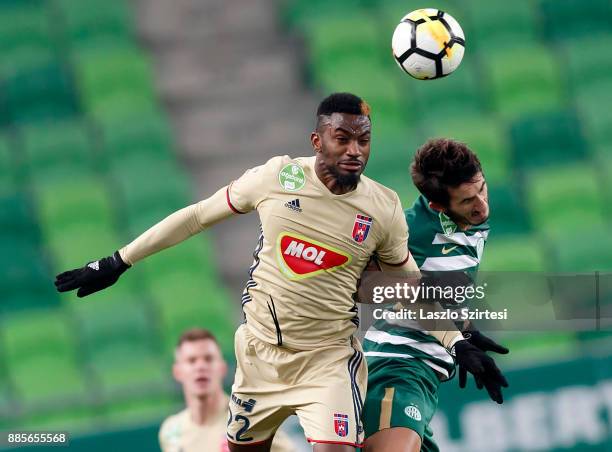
[176,328,219,349]
[411,138,482,206]
[316,92,371,124]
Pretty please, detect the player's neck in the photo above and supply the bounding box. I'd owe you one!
[185,390,225,425]
[314,159,358,195]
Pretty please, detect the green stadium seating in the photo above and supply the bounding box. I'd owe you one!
[304,13,384,75]
[2,59,79,125]
[575,88,612,152]
[487,183,531,236]
[74,47,157,119]
[526,164,606,236]
[553,229,612,272]
[55,0,132,46]
[0,137,14,193]
[483,45,566,118]
[103,395,178,426]
[2,310,85,402]
[411,60,485,122]
[510,110,587,170]
[564,36,612,97]
[47,227,120,273]
[0,7,56,74]
[0,192,39,242]
[463,0,538,51]
[89,342,167,394]
[540,0,612,41]
[315,57,411,121]
[281,0,370,30]
[21,120,92,177]
[0,237,57,312]
[422,116,511,184]
[17,406,98,432]
[479,235,546,271]
[99,111,174,160]
[141,239,215,283]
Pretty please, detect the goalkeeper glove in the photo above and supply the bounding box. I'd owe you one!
[453,338,509,404]
[54,251,130,298]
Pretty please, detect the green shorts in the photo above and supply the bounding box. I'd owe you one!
[363,356,440,452]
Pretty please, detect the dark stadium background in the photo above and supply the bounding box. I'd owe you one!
[0,0,611,451]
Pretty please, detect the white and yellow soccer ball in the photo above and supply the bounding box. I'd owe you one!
[392,8,465,80]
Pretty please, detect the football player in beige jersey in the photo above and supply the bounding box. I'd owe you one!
[159,328,294,452]
[55,93,467,451]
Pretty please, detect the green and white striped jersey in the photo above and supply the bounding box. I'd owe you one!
[363,195,490,380]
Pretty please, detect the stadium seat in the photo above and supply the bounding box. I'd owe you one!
[304,13,384,73]
[72,299,152,351]
[479,234,546,271]
[487,183,531,236]
[17,406,97,432]
[463,0,538,51]
[314,57,412,121]
[47,227,120,273]
[411,60,485,122]
[281,0,368,30]
[2,310,85,402]
[422,116,511,184]
[141,239,215,283]
[74,47,157,118]
[89,342,167,395]
[0,137,14,194]
[0,237,57,312]
[21,120,93,177]
[540,0,612,41]
[575,88,612,153]
[564,36,612,97]
[526,164,606,236]
[0,7,56,74]
[35,176,115,231]
[55,0,133,46]
[483,45,566,119]
[0,192,39,243]
[553,227,612,273]
[510,110,587,170]
[2,59,79,125]
[99,111,174,160]
[103,395,178,426]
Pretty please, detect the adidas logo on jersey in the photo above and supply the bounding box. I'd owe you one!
[284,198,302,212]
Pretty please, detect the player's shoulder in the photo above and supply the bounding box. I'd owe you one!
[159,409,188,442]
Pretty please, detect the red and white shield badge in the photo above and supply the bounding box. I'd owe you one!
[334,413,349,437]
[352,214,373,244]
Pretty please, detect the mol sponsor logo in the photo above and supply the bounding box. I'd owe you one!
[277,233,351,280]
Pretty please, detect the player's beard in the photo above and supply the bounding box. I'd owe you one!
[328,163,361,188]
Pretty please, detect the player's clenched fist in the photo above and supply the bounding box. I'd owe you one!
[54,251,130,298]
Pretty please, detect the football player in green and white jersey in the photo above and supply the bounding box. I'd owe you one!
[361,138,509,452]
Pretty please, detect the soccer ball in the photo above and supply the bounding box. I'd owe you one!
[392,8,465,80]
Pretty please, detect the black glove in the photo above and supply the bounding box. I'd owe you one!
[458,330,509,390]
[54,251,130,298]
[453,338,509,404]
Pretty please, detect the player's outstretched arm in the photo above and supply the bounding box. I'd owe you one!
[54,186,236,298]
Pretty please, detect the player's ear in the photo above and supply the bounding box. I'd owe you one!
[172,362,182,383]
[311,131,322,153]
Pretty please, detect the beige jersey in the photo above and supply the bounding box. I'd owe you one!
[227,155,409,349]
[159,394,294,452]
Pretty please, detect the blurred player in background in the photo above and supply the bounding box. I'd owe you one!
[159,328,294,452]
[362,139,509,452]
[55,93,500,452]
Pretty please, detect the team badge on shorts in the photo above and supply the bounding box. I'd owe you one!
[334,413,349,437]
[352,214,372,243]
